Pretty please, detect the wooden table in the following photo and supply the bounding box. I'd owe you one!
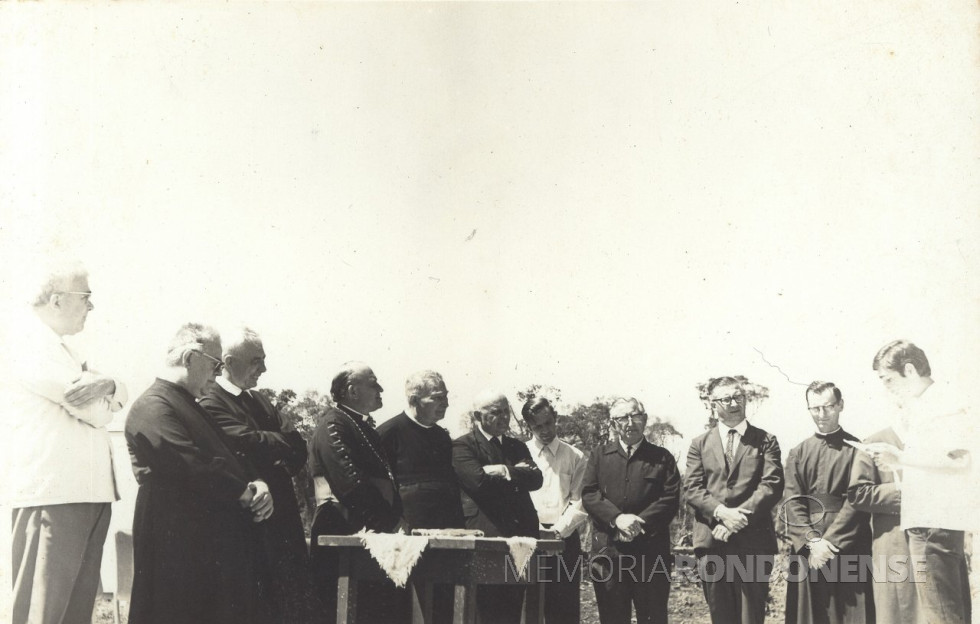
[317,535,565,624]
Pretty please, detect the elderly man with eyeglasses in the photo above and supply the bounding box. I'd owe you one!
[125,323,274,624]
[3,260,129,624]
[581,397,681,624]
[684,376,784,624]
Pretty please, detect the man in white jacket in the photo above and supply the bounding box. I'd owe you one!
[2,261,128,624]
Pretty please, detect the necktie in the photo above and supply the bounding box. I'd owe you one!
[626,444,633,459]
[725,429,737,467]
[491,436,503,450]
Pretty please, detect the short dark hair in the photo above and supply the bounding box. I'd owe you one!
[521,396,555,422]
[705,376,742,396]
[806,381,842,403]
[872,340,931,377]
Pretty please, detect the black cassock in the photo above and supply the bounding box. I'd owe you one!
[125,378,259,624]
[783,428,874,624]
[200,383,315,624]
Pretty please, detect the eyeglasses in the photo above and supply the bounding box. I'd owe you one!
[195,350,224,375]
[611,412,646,425]
[710,394,745,407]
[56,291,92,303]
[808,402,839,415]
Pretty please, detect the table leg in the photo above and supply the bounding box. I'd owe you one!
[453,583,476,624]
[336,549,358,624]
[523,583,544,624]
[411,578,434,624]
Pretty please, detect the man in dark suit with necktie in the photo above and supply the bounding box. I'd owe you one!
[684,376,784,624]
[452,390,543,623]
[200,327,314,624]
[582,397,681,624]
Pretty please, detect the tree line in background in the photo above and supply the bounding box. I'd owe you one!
[257,377,771,550]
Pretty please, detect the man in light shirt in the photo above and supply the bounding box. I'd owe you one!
[521,396,588,624]
[868,340,976,624]
[2,261,128,624]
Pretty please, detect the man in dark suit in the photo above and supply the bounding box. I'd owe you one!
[125,323,274,624]
[452,390,543,623]
[200,327,314,624]
[684,376,784,624]
[309,361,406,623]
[582,397,681,624]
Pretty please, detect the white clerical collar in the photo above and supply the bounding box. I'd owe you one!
[718,419,748,438]
[477,424,502,444]
[216,375,244,397]
[815,427,841,437]
[406,411,435,429]
[532,437,561,456]
[339,404,371,420]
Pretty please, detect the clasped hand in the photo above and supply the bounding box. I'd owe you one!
[239,480,274,522]
[64,372,116,408]
[614,514,645,541]
[715,506,750,532]
[806,538,839,569]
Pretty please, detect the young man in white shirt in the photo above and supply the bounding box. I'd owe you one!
[522,396,588,624]
[868,340,976,624]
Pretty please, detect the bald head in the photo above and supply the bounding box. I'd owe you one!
[330,361,384,415]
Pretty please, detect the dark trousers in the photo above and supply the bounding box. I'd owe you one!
[592,547,671,624]
[539,531,582,624]
[310,502,409,624]
[698,549,772,624]
[907,527,972,624]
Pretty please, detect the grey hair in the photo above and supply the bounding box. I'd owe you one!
[222,326,263,358]
[165,323,221,367]
[30,260,89,307]
[609,397,645,418]
[404,370,445,406]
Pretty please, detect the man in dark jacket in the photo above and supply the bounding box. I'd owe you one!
[783,381,873,624]
[452,390,543,623]
[200,327,314,624]
[684,376,784,624]
[125,323,274,624]
[309,361,405,623]
[378,370,464,530]
[582,397,681,624]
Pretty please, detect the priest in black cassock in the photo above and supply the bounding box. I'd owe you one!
[377,370,464,530]
[200,327,315,624]
[782,381,874,624]
[125,323,275,624]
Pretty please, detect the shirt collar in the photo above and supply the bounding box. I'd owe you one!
[216,375,244,397]
[477,423,501,444]
[619,438,642,454]
[718,418,748,438]
[531,437,561,456]
[339,403,370,421]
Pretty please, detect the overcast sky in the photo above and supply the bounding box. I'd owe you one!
[2,1,978,449]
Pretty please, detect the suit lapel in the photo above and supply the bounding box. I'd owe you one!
[705,427,726,472]
[730,424,756,471]
[476,430,503,463]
